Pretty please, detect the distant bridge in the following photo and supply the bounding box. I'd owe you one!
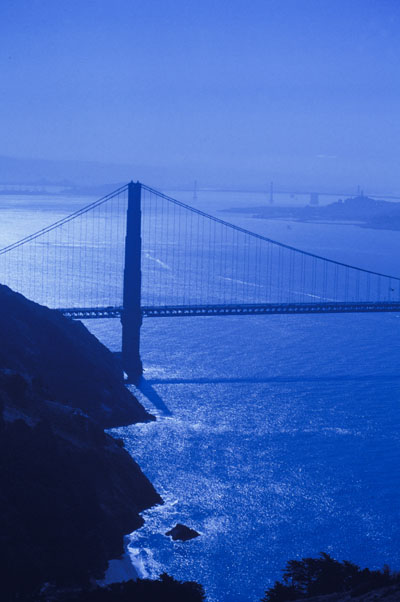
[0,181,399,381]
[194,187,400,202]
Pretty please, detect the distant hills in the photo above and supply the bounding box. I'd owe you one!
[226,195,400,231]
[0,154,399,200]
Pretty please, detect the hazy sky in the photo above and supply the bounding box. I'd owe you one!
[1,0,399,189]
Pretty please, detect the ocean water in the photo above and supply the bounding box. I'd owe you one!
[102,311,399,602]
[1,190,400,602]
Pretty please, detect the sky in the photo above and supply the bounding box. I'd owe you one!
[1,0,399,190]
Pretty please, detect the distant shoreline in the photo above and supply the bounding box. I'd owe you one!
[222,200,400,232]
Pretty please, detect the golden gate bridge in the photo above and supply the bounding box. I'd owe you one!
[0,181,399,381]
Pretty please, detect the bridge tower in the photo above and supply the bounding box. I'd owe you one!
[121,181,143,382]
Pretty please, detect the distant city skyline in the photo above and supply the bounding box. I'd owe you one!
[1,0,399,191]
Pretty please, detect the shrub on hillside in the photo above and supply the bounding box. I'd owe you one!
[261,553,399,601]
[43,574,206,602]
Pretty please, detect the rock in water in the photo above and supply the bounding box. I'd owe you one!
[166,524,200,541]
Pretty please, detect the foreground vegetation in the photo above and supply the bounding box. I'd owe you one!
[38,574,206,602]
[262,553,400,601]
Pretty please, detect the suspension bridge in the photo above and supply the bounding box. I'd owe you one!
[0,181,399,381]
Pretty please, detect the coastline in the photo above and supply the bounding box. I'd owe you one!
[98,537,140,585]
[223,209,400,231]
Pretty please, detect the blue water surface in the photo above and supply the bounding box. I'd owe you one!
[98,204,400,602]
[2,191,399,602]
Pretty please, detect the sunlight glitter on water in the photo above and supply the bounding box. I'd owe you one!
[104,310,400,602]
[2,193,400,602]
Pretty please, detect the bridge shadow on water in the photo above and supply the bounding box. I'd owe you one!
[113,352,173,415]
[134,377,173,416]
[124,371,400,417]
[145,373,400,386]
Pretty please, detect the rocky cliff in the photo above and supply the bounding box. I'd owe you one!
[0,284,151,427]
[0,284,162,599]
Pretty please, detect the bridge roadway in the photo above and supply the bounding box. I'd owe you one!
[59,302,400,320]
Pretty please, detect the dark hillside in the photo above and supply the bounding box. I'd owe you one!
[0,285,163,599]
[0,284,150,427]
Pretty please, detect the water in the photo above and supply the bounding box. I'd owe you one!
[1,190,400,602]
[102,311,399,602]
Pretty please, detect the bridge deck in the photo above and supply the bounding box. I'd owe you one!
[59,302,400,320]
